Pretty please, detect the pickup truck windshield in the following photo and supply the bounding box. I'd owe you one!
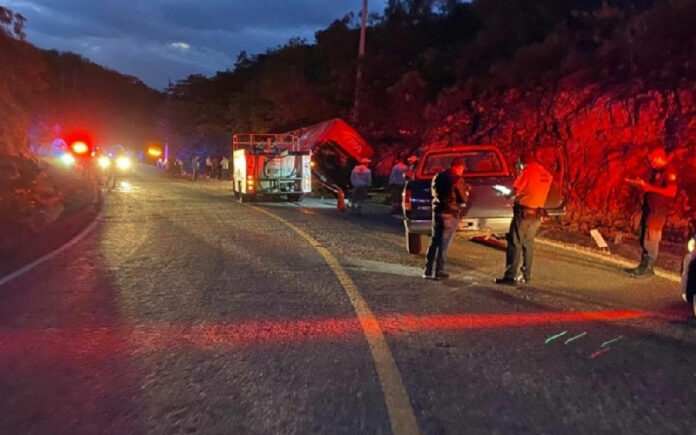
[420,150,506,178]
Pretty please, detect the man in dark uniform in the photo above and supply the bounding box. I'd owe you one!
[625,147,678,277]
[423,157,471,280]
[495,150,552,286]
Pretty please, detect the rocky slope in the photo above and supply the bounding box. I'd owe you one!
[421,77,696,242]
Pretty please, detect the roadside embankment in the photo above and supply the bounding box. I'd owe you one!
[0,154,99,277]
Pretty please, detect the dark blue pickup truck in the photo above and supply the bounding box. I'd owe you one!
[402,145,567,254]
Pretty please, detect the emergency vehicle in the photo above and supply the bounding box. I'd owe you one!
[232,133,311,202]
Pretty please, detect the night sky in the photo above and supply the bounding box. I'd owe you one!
[5,0,386,90]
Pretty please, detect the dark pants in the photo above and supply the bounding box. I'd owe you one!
[425,212,458,274]
[639,213,665,263]
[504,206,542,281]
[351,186,368,213]
[390,184,404,212]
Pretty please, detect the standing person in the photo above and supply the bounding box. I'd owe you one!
[176,158,183,175]
[406,155,418,173]
[212,156,220,179]
[191,155,200,181]
[205,156,213,178]
[624,147,678,277]
[220,155,230,181]
[388,158,409,213]
[423,157,471,280]
[495,150,552,286]
[350,158,372,214]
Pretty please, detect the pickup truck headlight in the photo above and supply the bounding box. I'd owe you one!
[688,238,695,254]
[60,153,76,166]
[116,156,131,171]
[97,156,111,168]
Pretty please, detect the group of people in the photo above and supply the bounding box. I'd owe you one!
[350,154,418,214]
[190,155,230,182]
[420,146,677,284]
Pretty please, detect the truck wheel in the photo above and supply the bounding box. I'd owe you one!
[288,194,304,202]
[406,230,422,255]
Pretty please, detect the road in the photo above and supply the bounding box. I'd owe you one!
[1,168,695,435]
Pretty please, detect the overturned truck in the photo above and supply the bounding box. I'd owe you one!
[289,118,374,193]
[231,119,373,201]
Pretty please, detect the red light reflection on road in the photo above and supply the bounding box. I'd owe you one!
[0,309,662,363]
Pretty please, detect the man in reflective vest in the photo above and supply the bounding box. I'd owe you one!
[495,150,552,286]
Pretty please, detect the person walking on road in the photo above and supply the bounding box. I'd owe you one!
[191,156,200,181]
[220,155,230,181]
[495,150,552,286]
[423,157,471,280]
[388,158,409,213]
[350,158,372,214]
[624,147,678,278]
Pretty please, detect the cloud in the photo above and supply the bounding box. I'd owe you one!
[169,42,191,51]
[4,0,387,89]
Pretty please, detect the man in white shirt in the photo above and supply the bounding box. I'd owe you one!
[389,158,408,213]
[350,158,372,214]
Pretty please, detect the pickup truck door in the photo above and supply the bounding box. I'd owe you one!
[534,146,568,211]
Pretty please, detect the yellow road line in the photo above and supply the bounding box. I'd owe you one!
[250,205,420,435]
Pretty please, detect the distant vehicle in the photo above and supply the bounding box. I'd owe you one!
[95,145,134,189]
[681,233,696,318]
[401,144,567,254]
[232,133,311,202]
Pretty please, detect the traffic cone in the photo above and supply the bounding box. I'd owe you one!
[337,188,346,212]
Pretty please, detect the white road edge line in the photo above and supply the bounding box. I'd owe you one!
[537,238,681,283]
[0,212,101,288]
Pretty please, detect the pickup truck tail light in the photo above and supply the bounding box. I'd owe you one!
[402,188,411,212]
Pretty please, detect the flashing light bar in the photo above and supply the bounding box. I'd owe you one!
[71,141,89,154]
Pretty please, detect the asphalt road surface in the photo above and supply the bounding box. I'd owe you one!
[1,168,695,435]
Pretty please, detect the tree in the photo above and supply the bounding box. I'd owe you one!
[0,7,44,154]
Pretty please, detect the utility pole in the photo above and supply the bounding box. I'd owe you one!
[352,0,368,124]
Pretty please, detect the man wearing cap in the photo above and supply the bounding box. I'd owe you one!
[495,150,552,286]
[388,158,409,213]
[423,157,471,280]
[624,147,678,277]
[350,158,372,214]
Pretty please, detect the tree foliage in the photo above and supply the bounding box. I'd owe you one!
[0,6,162,156]
[3,0,696,159]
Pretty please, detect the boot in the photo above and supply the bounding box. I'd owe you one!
[423,265,438,280]
[630,259,655,278]
[624,255,648,274]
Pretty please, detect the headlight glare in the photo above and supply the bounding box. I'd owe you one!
[97,156,111,168]
[688,238,695,254]
[60,153,76,166]
[116,156,131,171]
